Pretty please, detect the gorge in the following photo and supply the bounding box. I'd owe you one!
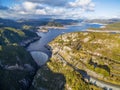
[27,23,120,90]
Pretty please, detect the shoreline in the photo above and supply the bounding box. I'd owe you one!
[20,36,41,47]
[39,25,67,30]
[26,25,120,89]
[86,29,120,33]
[53,52,120,90]
[89,75,120,89]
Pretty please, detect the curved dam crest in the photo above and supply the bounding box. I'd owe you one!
[27,24,120,89]
[30,51,48,66]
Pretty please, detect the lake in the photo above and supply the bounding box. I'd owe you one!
[27,23,120,90]
[27,23,101,56]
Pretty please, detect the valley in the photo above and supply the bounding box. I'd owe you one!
[0,18,120,90]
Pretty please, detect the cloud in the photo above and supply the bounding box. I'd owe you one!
[22,1,38,11]
[24,0,68,7]
[69,0,92,7]
[68,0,95,11]
[36,9,46,15]
[0,0,95,19]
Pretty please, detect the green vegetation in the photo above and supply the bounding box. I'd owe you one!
[0,27,38,90]
[49,32,120,86]
[0,69,29,90]
[0,27,37,45]
[31,57,102,90]
[47,22,63,27]
[0,27,25,45]
[47,58,90,90]
[0,45,36,65]
[88,59,110,77]
[0,46,37,90]
[22,25,33,30]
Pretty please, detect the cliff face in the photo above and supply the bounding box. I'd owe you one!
[31,32,120,90]
[30,55,96,90]
[0,46,38,90]
[49,32,120,84]
[0,27,39,90]
[30,32,106,90]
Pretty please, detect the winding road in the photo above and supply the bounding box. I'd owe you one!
[55,52,120,90]
[27,24,120,90]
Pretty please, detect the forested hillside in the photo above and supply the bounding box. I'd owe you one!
[0,26,38,90]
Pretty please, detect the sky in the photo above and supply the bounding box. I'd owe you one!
[0,0,120,19]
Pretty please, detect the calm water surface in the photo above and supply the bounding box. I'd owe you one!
[27,23,101,56]
[27,23,120,90]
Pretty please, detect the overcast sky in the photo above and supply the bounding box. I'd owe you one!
[0,0,120,19]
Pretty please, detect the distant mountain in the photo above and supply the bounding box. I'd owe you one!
[0,18,21,28]
[53,19,81,25]
[85,18,120,24]
[17,18,81,26]
[0,18,81,30]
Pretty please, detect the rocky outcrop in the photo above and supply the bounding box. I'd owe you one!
[47,32,120,89]
[30,33,104,90]
[0,46,38,90]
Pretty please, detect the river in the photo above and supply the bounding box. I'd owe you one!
[27,23,101,55]
[27,23,120,90]
[27,23,101,66]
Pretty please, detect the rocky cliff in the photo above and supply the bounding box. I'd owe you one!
[0,27,39,90]
[30,32,106,90]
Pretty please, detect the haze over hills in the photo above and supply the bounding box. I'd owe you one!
[0,18,81,28]
[1,17,120,29]
[0,17,89,90]
[0,17,120,90]
[85,18,120,24]
[0,0,120,90]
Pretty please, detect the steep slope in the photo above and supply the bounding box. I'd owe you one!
[30,32,104,90]
[0,27,38,90]
[48,32,120,87]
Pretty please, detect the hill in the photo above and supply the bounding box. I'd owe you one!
[31,32,120,90]
[89,22,120,31]
[52,32,120,84]
[0,27,39,90]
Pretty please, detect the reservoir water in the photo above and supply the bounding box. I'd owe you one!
[27,23,120,90]
[27,23,101,56]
